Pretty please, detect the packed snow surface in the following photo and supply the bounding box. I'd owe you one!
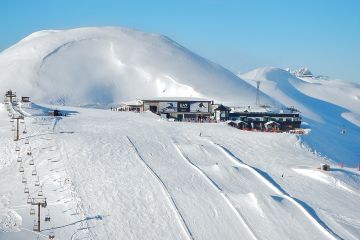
[0,103,359,240]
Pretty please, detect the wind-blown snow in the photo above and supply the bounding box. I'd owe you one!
[0,27,271,106]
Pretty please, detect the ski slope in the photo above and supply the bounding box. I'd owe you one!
[1,103,359,239]
[239,67,360,167]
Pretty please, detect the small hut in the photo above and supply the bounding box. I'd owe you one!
[49,109,62,116]
[320,164,330,171]
[264,121,280,131]
[215,105,231,121]
[21,96,30,102]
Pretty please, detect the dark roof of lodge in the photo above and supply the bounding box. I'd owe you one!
[140,97,212,102]
[215,104,231,111]
[229,112,301,117]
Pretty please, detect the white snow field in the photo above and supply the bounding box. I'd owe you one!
[0,27,359,239]
[0,27,272,107]
[0,103,359,240]
[240,67,360,167]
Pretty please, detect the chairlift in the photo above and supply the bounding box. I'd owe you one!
[22,175,27,183]
[11,126,16,131]
[29,159,34,165]
[38,188,43,197]
[32,221,38,231]
[35,177,40,186]
[10,119,14,123]
[20,119,25,124]
[27,195,32,204]
[32,168,37,176]
[27,150,31,156]
[24,185,29,193]
[27,146,31,153]
[15,145,20,152]
[23,128,27,134]
[30,207,37,216]
[25,138,29,144]
[44,214,51,222]
[19,166,25,173]
[17,156,22,162]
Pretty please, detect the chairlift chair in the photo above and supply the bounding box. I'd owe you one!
[20,119,25,124]
[25,138,29,144]
[15,145,20,152]
[30,208,35,216]
[19,166,25,173]
[17,156,22,162]
[22,175,27,183]
[24,185,29,193]
[10,119,14,123]
[35,177,40,186]
[32,168,37,176]
[32,221,38,231]
[23,128,27,134]
[29,159,34,165]
[11,126,16,131]
[38,188,43,197]
[27,195,32,204]
[27,146,31,153]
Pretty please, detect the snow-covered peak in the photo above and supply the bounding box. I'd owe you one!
[0,26,269,107]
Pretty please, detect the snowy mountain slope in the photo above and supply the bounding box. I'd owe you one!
[239,67,360,167]
[1,104,359,240]
[0,27,271,106]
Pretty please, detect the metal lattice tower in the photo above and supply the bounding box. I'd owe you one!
[256,81,261,105]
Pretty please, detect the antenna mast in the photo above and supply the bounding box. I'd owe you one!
[256,81,261,105]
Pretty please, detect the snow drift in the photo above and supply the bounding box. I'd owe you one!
[0,27,269,106]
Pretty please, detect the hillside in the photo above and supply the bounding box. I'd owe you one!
[239,67,360,167]
[0,27,359,240]
[0,103,359,240]
[0,27,271,107]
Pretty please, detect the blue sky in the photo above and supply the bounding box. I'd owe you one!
[1,0,359,82]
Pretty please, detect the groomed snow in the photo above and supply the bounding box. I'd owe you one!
[1,103,359,239]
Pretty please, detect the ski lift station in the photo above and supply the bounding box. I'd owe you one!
[119,97,214,121]
[116,97,303,132]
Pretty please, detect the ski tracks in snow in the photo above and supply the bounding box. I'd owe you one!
[210,140,343,240]
[172,140,259,240]
[126,136,194,240]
